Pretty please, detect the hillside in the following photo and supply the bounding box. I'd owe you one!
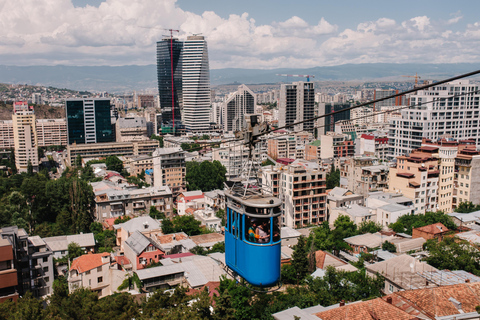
[0,102,65,121]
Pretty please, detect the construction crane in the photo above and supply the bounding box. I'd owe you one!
[276,74,315,82]
[164,29,180,134]
[402,73,421,87]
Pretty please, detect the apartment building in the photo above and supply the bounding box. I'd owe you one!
[66,140,159,166]
[152,147,186,196]
[125,155,153,176]
[279,82,315,134]
[115,117,149,142]
[260,163,326,228]
[388,148,440,214]
[68,252,126,297]
[0,120,14,149]
[12,102,38,172]
[340,156,387,197]
[0,238,18,302]
[223,84,256,133]
[0,226,54,299]
[388,80,480,159]
[91,180,173,222]
[454,147,480,208]
[36,119,68,147]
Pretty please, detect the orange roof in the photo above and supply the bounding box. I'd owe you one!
[413,222,449,235]
[314,250,347,269]
[70,252,110,274]
[115,255,131,266]
[315,298,417,320]
[395,283,480,317]
[156,233,187,244]
[185,207,197,215]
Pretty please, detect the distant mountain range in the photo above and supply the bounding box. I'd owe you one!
[0,63,478,92]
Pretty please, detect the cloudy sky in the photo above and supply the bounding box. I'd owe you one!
[1,0,479,69]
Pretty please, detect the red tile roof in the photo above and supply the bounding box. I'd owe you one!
[70,252,110,274]
[315,298,417,320]
[164,252,195,259]
[413,222,449,235]
[156,233,188,244]
[183,194,204,201]
[115,255,131,266]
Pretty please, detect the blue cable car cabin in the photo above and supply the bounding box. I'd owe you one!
[224,189,282,287]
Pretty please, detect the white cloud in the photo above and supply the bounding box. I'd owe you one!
[0,0,479,68]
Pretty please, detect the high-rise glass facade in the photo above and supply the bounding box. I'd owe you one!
[66,99,114,144]
[182,36,211,131]
[156,38,183,128]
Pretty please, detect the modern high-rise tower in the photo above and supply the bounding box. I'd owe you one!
[65,98,115,144]
[182,35,211,132]
[156,37,183,130]
[223,84,256,133]
[279,82,315,134]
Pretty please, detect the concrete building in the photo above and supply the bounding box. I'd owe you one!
[65,98,115,145]
[355,133,389,162]
[91,180,173,222]
[212,144,249,179]
[388,147,440,214]
[223,84,256,133]
[454,147,480,208]
[320,132,355,159]
[43,233,96,259]
[0,238,18,302]
[326,187,364,211]
[182,36,211,132]
[262,164,326,228]
[68,252,126,298]
[66,140,158,166]
[279,82,315,134]
[0,120,14,149]
[137,94,155,109]
[388,80,480,159]
[123,230,165,271]
[0,226,54,299]
[340,156,387,197]
[317,102,351,134]
[36,119,68,147]
[115,117,149,142]
[12,101,39,172]
[152,147,186,196]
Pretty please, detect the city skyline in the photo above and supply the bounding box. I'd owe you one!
[1,1,480,69]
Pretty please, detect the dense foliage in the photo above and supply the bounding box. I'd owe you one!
[161,215,204,236]
[455,201,480,213]
[307,217,357,256]
[326,165,340,189]
[357,220,383,234]
[389,211,456,235]
[382,241,397,253]
[424,236,480,276]
[150,134,164,148]
[185,160,227,191]
[0,168,95,236]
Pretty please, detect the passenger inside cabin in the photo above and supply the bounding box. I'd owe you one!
[256,220,270,243]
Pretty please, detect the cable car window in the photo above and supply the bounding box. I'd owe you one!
[227,208,232,234]
[273,206,281,214]
[256,218,271,243]
[245,206,256,214]
[272,216,281,242]
[246,218,258,243]
[238,215,243,240]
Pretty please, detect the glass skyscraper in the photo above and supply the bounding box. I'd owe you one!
[182,36,211,132]
[156,38,183,129]
[66,98,115,144]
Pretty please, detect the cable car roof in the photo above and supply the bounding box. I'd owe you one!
[225,189,282,208]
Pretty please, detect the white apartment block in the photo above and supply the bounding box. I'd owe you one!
[12,102,39,172]
[223,84,256,133]
[388,80,480,159]
[36,119,67,147]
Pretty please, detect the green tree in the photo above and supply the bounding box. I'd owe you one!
[291,236,309,283]
[161,218,175,234]
[358,220,383,234]
[209,241,225,253]
[382,241,397,252]
[75,154,83,167]
[261,159,275,166]
[181,142,201,152]
[455,201,480,213]
[27,159,34,176]
[424,236,480,276]
[149,206,166,220]
[185,160,226,191]
[388,211,456,235]
[190,245,208,256]
[326,165,340,189]
[150,134,164,147]
[68,242,83,262]
[105,155,124,173]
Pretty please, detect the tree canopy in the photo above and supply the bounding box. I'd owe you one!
[185,160,226,192]
[161,215,203,236]
[389,211,456,235]
[455,201,480,213]
[326,165,340,189]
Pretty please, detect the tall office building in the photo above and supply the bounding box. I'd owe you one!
[65,98,115,145]
[157,38,183,129]
[388,80,480,159]
[182,35,212,132]
[279,82,315,134]
[12,102,38,172]
[223,84,256,133]
[317,103,352,134]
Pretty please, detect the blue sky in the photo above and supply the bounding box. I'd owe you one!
[2,0,480,68]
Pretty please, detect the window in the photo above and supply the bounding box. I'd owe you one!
[43,257,48,263]
[44,277,49,283]
[97,277,103,283]
[97,266,102,272]
[43,266,48,273]
[86,270,91,275]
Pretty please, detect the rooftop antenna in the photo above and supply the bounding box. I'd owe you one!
[164,28,180,135]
